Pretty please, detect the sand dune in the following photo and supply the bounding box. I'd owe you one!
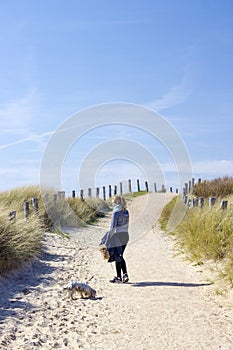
[0,193,232,349]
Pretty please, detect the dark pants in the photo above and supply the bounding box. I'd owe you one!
[115,244,127,279]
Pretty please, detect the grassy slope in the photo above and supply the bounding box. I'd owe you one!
[159,178,233,287]
[0,187,146,275]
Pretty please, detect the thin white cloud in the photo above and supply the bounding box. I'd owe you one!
[0,131,53,150]
[147,82,191,112]
[0,90,38,136]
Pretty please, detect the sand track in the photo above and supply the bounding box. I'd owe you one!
[0,193,232,349]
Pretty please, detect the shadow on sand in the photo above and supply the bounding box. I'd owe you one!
[130,281,212,288]
[0,249,69,325]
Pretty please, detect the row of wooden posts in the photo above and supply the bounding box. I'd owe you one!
[184,196,228,210]
[9,178,229,221]
[182,177,199,197]
[73,180,178,201]
[9,197,39,222]
[182,177,229,210]
[8,179,179,221]
[41,179,178,203]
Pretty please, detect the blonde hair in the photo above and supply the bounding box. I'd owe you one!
[112,195,127,212]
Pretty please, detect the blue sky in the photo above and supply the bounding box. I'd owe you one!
[0,0,232,194]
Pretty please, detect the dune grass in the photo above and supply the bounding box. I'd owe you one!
[159,196,178,231]
[192,176,233,198]
[0,187,159,275]
[0,204,44,275]
[159,178,233,287]
[0,186,111,274]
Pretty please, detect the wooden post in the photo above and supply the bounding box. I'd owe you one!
[53,194,57,203]
[176,189,178,194]
[9,211,16,221]
[24,201,30,221]
[88,188,92,197]
[189,198,194,208]
[145,181,149,192]
[192,178,195,188]
[109,185,112,198]
[209,197,216,208]
[137,179,140,192]
[120,182,123,195]
[80,190,84,201]
[128,179,132,193]
[58,191,65,200]
[44,193,49,203]
[114,185,117,195]
[96,187,100,199]
[198,178,202,184]
[103,186,106,201]
[198,197,204,209]
[170,187,172,193]
[72,190,75,198]
[161,184,166,193]
[154,183,157,192]
[31,198,39,215]
[188,180,192,193]
[220,200,228,210]
[193,198,198,207]
[184,183,188,196]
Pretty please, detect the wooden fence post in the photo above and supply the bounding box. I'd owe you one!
[114,185,117,195]
[209,197,216,208]
[137,179,140,192]
[103,186,106,201]
[145,181,149,192]
[176,189,178,194]
[53,194,58,203]
[96,187,100,199]
[184,183,188,195]
[161,184,165,193]
[220,200,228,210]
[170,187,173,193]
[154,183,157,193]
[31,198,39,215]
[45,193,49,203]
[9,211,16,221]
[120,182,123,195]
[128,179,132,193]
[198,197,204,209]
[58,191,65,200]
[88,188,92,197]
[192,178,195,188]
[188,180,192,193]
[184,195,188,205]
[80,190,84,201]
[24,201,30,221]
[109,185,112,198]
[72,190,76,198]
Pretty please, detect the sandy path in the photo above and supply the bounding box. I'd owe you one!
[0,193,232,349]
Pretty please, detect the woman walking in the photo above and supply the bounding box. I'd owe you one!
[101,195,129,283]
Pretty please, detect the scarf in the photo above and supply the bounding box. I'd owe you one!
[113,204,122,213]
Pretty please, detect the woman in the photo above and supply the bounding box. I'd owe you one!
[107,195,129,283]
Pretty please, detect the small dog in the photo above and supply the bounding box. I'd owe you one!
[63,281,96,300]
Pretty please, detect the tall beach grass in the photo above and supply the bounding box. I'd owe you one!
[0,186,111,274]
[159,177,233,287]
[0,204,44,275]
